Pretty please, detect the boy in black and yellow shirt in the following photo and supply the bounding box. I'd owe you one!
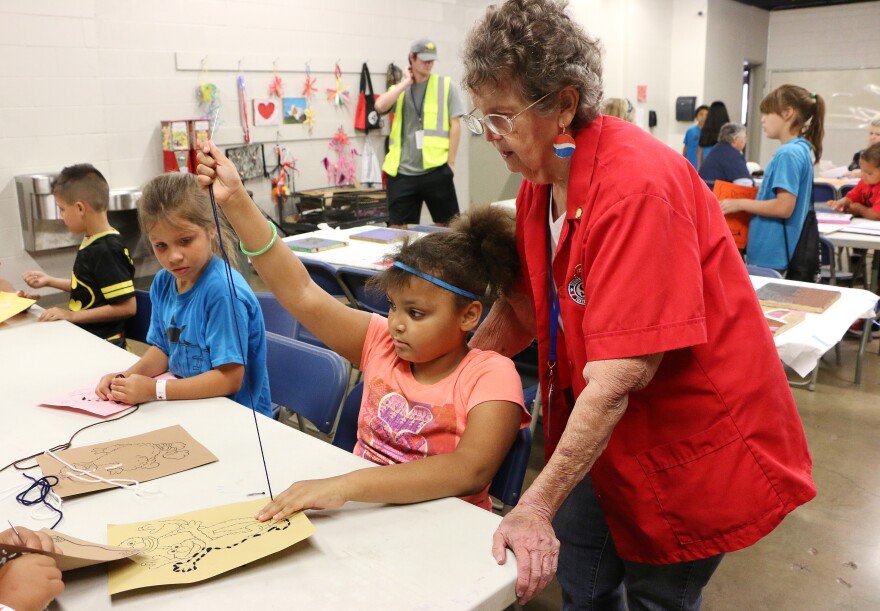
[23,164,136,348]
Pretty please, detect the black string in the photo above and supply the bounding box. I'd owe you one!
[17,474,62,529]
[0,405,139,474]
[207,184,274,500]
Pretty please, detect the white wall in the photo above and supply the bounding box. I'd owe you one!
[704,0,769,162]
[0,0,481,286]
[668,0,708,152]
[763,0,880,167]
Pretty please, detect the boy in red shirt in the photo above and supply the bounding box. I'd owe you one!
[831,142,880,220]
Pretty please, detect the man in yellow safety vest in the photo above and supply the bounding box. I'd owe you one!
[376,38,464,227]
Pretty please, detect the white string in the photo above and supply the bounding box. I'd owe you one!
[44,450,160,497]
[0,479,63,524]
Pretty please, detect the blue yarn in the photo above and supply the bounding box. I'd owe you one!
[16,473,62,529]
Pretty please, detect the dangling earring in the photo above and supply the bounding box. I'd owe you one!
[553,126,576,159]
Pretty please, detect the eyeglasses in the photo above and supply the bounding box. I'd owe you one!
[462,92,552,136]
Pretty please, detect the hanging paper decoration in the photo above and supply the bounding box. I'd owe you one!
[322,127,357,186]
[269,75,285,98]
[237,75,251,143]
[303,107,316,133]
[270,144,299,206]
[302,63,318,101]
[195,58,221,118]
[325,63,350,108]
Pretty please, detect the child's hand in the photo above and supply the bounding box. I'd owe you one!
[38,307,74,322]
[848,202,867,217]
[108,373,157,405]
[0,526,59,554]
[0,554,64,611]
[829,198,846,211]
[95,372,123,400]
[719,199,742,215]
[255,478,347,521]
[22,271,50,289]
[195,140,248,205]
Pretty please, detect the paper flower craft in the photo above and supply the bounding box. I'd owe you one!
[269,75,285,98]
[325,63,350,108]
[302,64,318,101]
[322,127,357,186]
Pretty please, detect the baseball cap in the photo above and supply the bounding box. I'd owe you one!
[410,38,438,61]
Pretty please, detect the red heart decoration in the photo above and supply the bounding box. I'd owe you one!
[257,102,275,120]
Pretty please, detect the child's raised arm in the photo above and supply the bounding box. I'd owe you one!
[195,141,370,366]
[256,398,523,520]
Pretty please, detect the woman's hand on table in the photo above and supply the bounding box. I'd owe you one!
[491,502,560,605]
[255,478,347,521]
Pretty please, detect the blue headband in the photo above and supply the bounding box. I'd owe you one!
[393,261,482,301]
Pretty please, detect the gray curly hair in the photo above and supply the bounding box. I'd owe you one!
[462,0,604,131]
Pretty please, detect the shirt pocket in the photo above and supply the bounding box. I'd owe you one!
[637,415,781,546]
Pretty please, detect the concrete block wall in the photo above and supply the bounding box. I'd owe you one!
[0,0,478,289]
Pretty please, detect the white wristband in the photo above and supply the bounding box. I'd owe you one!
[155,379,167,401]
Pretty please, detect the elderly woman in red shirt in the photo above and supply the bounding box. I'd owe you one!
[464,0,816,607]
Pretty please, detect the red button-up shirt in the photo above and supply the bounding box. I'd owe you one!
[516,116,816,563]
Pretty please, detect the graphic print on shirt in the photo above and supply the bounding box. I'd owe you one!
[366,392,434,462]
[69,272,95,311]
[166,315,209,374]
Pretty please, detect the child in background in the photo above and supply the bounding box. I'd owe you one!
[697,101,730,168]
[682,104,709,168]
[196,141,529,517]
[22,164,135,348]
[0,526,64,611]
[601,97,635,123]
[95,173,272,417]
[846,116,880,178]
[720,84,826,272]
[831,142,880,220]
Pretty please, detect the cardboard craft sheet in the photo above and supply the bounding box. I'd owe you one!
[755,282,842,314]
[41,373,176,418]
[107,498,315,595]
[0,291,35,324]
[0,528,142,572]
[35,425,218,498]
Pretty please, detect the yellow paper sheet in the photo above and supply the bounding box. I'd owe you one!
[0,291,35,324]
[0,528,142,572]
[107,499,315,595]
[36,425,218,498]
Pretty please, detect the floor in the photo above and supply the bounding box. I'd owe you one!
[107,269,880,610]
[520,335,880,611]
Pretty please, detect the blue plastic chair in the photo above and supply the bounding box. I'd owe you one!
[125,289,152,343]
[812,182,837,205]
[256,291,331,349]
[332,381,536,510]
[302,259,351,302]
[840,184,855,198]
[336,266,389,315]
[746,264,783,279]
[819,236,854,286]
[265,332,348,432]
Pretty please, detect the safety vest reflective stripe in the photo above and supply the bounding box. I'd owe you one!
[382,74,451,177]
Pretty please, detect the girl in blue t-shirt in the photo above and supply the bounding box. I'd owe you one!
[95,173,272,416]
[720,84,826,272]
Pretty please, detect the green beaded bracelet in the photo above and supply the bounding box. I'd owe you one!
[239,221,278,257]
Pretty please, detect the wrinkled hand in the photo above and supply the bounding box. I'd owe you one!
[38,307,74,322]
[195,140,249,205]
[107,374,156,405]
[0,526,59,554]
[22,271,50,289]
[491,504,560,605]
[255,478,347,522]
[719,199,742,215]
[0,554,64,611]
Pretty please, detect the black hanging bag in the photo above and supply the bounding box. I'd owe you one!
[355,63,381,132]
[783,200,820,282]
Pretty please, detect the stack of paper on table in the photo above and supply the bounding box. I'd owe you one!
[815,211,852,224]
[755,282,841,313]
[287,237,348,253]
[762,308,806,336]
[350,227,417,243]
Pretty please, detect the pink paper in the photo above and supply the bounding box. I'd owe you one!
[42,374,175,417]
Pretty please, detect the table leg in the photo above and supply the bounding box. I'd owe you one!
[855,317,871,385]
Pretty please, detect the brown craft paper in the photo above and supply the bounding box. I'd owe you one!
[0,528,142,572]
[107,498,315,595]
[36,425,218,498]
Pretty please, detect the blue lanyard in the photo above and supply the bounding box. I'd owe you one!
[548,189,560,366]
[409,84,426,124]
